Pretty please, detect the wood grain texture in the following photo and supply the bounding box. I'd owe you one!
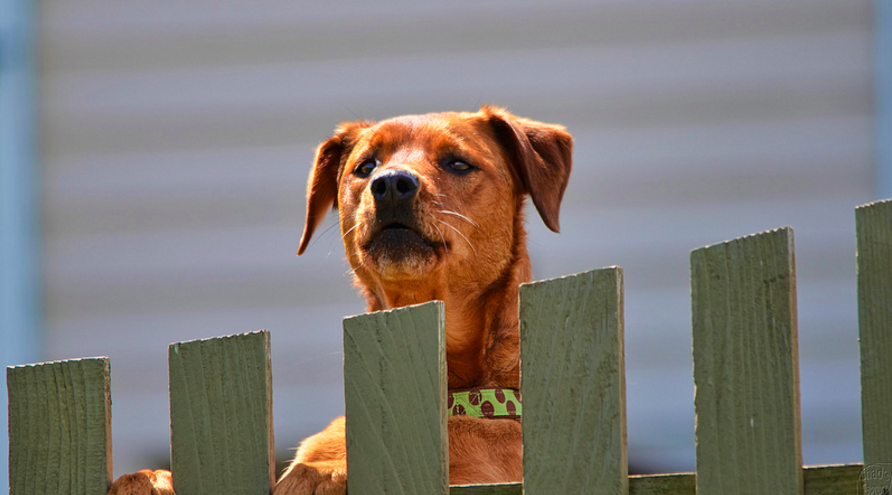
[519,267,628,494]
[691,227,803,495]
[803,464,863,495]
[7,357,111,495]
[343,301,448,495]
[451,482,523,495]
[624,465,860,495]
[446,464,864,495]
[856,199,892,466]
[629,473,695,495]
[168,330,274,495]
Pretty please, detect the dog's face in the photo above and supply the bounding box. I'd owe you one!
[338,113,517,284]
[298,106,572,307]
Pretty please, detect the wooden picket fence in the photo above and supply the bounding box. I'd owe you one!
[6,198,892,495]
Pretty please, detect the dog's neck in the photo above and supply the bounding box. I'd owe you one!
[359,213,530,390]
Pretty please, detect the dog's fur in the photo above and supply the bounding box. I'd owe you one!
[108,107,571,495]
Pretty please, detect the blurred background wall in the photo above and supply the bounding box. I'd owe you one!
[2,0,887,486]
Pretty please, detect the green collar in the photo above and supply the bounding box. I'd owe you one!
[448,388,522,420]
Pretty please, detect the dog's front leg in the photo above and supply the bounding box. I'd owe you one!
[275,416,347,495]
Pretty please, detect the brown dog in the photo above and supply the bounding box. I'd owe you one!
[108,106,571,495]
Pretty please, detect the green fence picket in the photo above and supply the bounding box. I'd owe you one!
[344,301,449,495]
[691,227,803,495]
[520,267,628,494]
[168,330,274,495]
[856,199,892,469]
[7,357,112,495]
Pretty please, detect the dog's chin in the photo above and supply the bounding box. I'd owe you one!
[362,227,441,280]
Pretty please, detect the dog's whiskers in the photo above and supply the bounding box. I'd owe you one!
[432,222,449,255]
[437,210,480,228]
[305,218,342,254]
[437,220,477,256]
[341,222,362,240]
[345,256,369,277]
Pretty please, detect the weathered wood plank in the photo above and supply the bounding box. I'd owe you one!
[520,267,628,495]
[454,475,697,495]
[344,301,448,495]
[691,227,803,495]
[168,330,274,495]
[7,357,112,495]
[629,473,695,495]
[624,464,862,495]
[449,464,867,495]
[804,464,864,495]
[856,199,892,467]
[451,482,523,495]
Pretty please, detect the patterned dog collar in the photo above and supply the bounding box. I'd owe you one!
[447,388,522,420]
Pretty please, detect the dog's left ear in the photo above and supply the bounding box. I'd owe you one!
[298,121,368,255]
[483,106,573,233]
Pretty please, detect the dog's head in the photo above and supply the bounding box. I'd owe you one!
[297,106,572,306]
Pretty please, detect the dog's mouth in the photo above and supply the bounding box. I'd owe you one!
[381,222,413,232]
[363,220,446,266]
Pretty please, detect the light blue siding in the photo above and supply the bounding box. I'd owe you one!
[1,0,41,489]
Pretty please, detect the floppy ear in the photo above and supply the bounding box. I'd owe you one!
[483,106,573,233]
[297,122,368,255]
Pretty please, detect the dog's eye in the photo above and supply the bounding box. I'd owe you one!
[446,159,474,174]
[355,159,377,177]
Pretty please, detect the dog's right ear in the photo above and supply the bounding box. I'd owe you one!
[297,122,368,255]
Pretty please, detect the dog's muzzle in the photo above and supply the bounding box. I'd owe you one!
[363,169,442,261]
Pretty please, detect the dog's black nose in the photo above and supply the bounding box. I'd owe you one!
[370,169,419,205]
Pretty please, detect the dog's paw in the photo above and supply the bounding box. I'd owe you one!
[274,461,346,495]
[107,469,174,495]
